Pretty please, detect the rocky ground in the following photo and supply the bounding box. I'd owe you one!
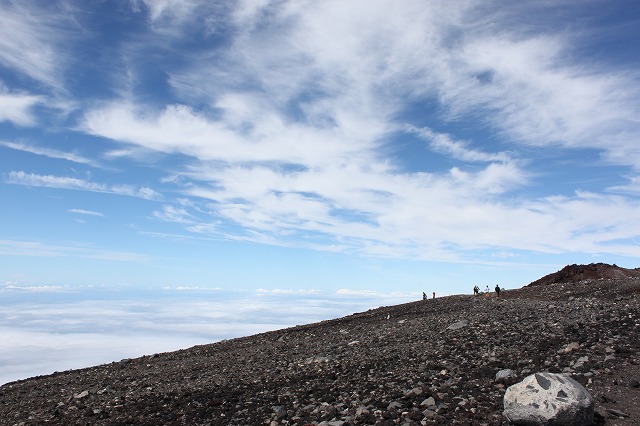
[1,272,639,425]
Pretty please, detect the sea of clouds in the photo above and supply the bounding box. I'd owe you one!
[0,285,418,385]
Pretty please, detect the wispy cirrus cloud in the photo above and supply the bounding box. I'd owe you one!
[0,93,43,126]
[68,209,104,217]
[1,1,639,265]
[448,34,640,159]
[607,176,640,194]
[406,126,512,163]
[72,1,640,262]
[0,2,75,89]
[0,239,149,262]
[0,140,103,168]
[5,171,162,201]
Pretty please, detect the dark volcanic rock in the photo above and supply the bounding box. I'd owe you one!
[528,263,640,286]
[1,277,640,425]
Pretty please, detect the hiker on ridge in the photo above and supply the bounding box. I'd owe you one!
[495,284,501,297]
[473,285,479,296]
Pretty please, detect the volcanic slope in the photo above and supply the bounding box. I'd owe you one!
[1,275,639,425]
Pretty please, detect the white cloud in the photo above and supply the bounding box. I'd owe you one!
[137,0,206,25]
[82,101,380,168]
[177,160,536,258]
[154,156,639,260]
[6,171,162,201]
[0,2,73,89]
[0,140,103,167]
[407,126,511,163]
[0,239,149,262]
[152,205,218,234]
[5,0,637,262]
[450,33,640,155]
[255,288,323,295]
[608,176,640,194]
[2,284,69,292]
[68,209,105,217]
[165,286,223,291]
[0,93,43,126]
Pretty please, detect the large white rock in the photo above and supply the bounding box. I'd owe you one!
[503,372,594,425]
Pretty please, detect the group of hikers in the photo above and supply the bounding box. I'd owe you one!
[473,284,501,297]
[422,291,435,300]
[422,284,502,301]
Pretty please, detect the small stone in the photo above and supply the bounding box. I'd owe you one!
[422,409,439,419]
[355,406,369,418]
[573,356,588,369]
[446,320,469,330]
[73,390,89,399]
[421,396,436,409]
[496,369,515,381]
[387,401,402,411]
[560,342,580,354]
[272,405,286,416]
[404,387,422,397]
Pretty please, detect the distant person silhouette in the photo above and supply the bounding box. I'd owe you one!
[495,285,501,297]
[423,292,427,301]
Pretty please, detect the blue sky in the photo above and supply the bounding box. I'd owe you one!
[2,0,640,292]
[1,0,640,380]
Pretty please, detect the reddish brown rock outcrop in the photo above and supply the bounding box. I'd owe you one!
[528,263,640,287]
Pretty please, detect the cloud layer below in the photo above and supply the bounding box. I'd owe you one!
[0,285,416,385]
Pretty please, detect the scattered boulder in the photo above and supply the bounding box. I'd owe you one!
[503,372,594,425]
